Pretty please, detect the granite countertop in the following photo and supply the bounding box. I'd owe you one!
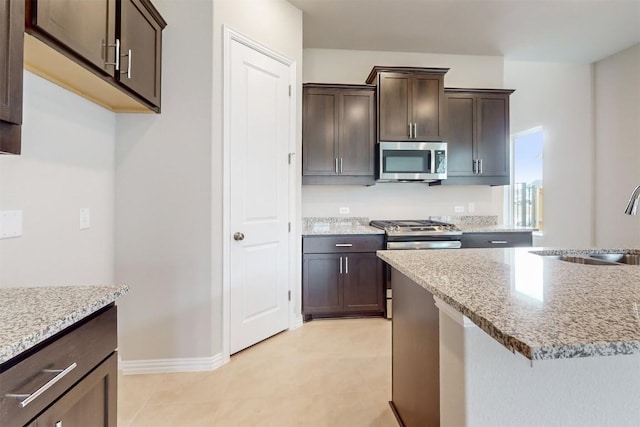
[302,217,384,236]
[0,285,129,364]
[377,248,640,360]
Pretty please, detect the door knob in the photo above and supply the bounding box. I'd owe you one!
[233,232,245,241]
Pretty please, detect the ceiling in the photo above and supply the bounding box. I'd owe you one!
[287,0,640,63]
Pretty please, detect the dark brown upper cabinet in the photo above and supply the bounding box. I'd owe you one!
[303,84,376,185]
[366,66,448,142]
[24,0,166,113]
[443,88,515,186]
[0,0,24,155]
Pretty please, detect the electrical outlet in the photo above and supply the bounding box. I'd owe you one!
[79,208,91,230]
[468,202,475,213]
[339,207,350,214]
[454,206,465,213]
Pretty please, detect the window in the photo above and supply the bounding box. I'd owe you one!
[509,127,543,230]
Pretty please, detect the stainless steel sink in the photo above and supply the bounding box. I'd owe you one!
[589,253,640,265]
[555,255,619,265]
[535,252,639,265]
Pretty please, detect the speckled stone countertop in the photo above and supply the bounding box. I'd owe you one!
[0,285,129,364]
[377,248,640,360]
[457,224,538,233]
[302,217,384,235]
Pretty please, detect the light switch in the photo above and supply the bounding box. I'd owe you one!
[468,202,475,213]
[0,210,23,239]
[79,208,91,230]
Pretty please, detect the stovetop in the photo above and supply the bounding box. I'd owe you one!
[369,219,461,236]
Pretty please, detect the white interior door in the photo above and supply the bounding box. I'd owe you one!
[228,37,291,354]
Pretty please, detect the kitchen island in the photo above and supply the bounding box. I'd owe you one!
[377,248,640,427]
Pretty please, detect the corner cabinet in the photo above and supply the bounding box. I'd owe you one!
[0,305,118,427]
[443,88,515,185]
[24,0,166,113]
[302,84,376,185]
[0,0,24,155]
[366,66,448,142]
[302,235,385,320]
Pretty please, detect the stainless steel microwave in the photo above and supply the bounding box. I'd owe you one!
[377,141,447,182]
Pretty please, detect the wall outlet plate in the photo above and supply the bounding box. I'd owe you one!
[454,206,465,213]
[79,208,91,230]
[339,207,350,214]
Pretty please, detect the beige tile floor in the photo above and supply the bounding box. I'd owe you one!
[118,317,397,427]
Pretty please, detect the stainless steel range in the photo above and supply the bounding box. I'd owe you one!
[370,219,462,318]
[369,219,462,249]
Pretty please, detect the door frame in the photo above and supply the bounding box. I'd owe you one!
[221,26,297,362]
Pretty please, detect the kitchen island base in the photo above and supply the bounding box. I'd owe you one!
[390,263,640,427]
[439,303,640,427]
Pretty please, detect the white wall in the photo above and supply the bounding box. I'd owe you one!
[504,61,594,247]
[594,44,640,247]
[115,0,302,364]
[115,0,214,362]
[0,72,115,286]
[302,48,506,221]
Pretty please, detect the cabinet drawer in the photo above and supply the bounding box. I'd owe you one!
[461,232,532,248]
[303,235,384,253]
[0,306,117,427]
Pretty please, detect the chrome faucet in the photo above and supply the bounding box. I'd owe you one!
[624,185,640,215]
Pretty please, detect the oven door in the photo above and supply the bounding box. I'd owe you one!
[378,141,447,182]
[387,240,462,250]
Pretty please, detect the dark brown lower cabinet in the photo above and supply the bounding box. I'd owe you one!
[302,235,384,320]
[461,231,533,248]
[0,306,118,427]
[32,354,117,427]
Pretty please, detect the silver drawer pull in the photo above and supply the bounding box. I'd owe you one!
[490,240,508,244]
[335,243,353,247]
[7,362,77,408]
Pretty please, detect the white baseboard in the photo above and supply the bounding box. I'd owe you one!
[119,353,225,375]
[290,313,303,329]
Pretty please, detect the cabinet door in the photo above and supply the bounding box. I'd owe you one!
[119,0,164,109]
[0,0,23,154]
[339,90,375,176]
[476,95,510,178]
[35,353,117,427]
[303,90,339,175]
[28,0,116,75]
[378,73,411,141]
[445,93,475,177]
[343,253,384,312]
[412,74,444,141]
[303,254,342,314]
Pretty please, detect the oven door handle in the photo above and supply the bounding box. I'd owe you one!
[387,241,462,250]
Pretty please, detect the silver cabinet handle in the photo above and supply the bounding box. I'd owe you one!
[413,123,417,139]
[339,158,343,174]
[104,38,120,70]
[233,232,245,241]
[6,363,77,408]
[121,48,132,78]
[479,158,483,174]
[339,256,343,274]
[345,256,349,274]
[335,158,339,174]
[335,243,353,247]
[490,240,508,244]
[473,159,477,174]
[408,123,412,139]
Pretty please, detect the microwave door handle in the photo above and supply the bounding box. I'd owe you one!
[431,150,436,174]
